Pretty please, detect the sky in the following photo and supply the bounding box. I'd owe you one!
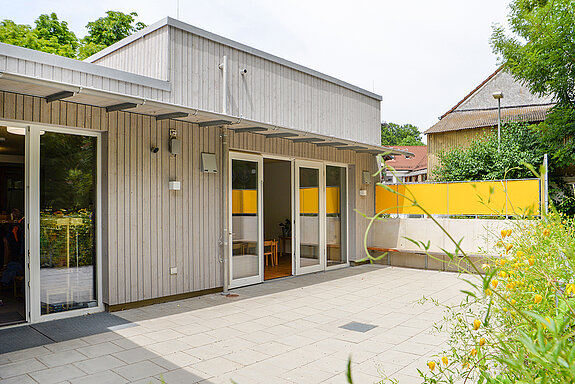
[2,0,511,139]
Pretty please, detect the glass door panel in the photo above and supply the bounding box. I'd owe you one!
[230,155,262,287]
[326,165,347,266]
[39,132,97,315]
[295,161,324,274]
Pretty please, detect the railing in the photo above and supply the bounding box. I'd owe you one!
[376,178,541,216]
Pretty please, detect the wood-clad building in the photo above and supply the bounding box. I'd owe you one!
[0,18,407,325]
[425,67,555,177]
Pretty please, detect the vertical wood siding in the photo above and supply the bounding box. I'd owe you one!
[2,91,377,305]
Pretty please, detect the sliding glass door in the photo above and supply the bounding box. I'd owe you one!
[326,165,347,267]
[295,160,325,274]
[229,153,263,288]
[29,126,101,322]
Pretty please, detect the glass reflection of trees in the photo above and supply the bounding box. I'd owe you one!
[40,133,96,269]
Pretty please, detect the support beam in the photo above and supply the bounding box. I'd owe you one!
[199,120,232,127]
[337,146,365,150]
[230,127,268,133]
[45,91,74,103]
[156,112,189,121]
[292,137,325,143]
[105,102,138,113]
[265,132,298,138]
[316,142,347,147]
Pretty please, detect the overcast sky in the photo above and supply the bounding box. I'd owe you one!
[4,0,511,138]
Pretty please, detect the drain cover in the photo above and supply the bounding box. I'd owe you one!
[340,322,377,333]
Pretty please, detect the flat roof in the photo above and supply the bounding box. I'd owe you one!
[85,17,382,101]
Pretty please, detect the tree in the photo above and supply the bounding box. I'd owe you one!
[78,11,146,59]
[433,122,542,182]
[491,0,575,177]
[0,11,145,60]
[0,14,78,58]
[381,122,424,146]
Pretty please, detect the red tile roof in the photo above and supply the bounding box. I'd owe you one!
[385,146,427,171]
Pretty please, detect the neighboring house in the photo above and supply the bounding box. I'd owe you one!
[425,67,555,176]
[0,17,409,326]
[384,146,427,183]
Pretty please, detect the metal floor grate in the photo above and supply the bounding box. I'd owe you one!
[339,321,377,333]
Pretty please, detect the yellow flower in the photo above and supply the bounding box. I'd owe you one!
[511,299,516,305]
[543,228,550,237]
[479,338,486,346]
[507,229,512,237]
[566,284,575,296]
[501,229,508,238]
[428,361,436,371]
[528,258,534,266]
[500,259,507,266]
[534,294,543,304]
[506,283,515,291]
[462,362,470,369]
[441,356,448,366]
[473,319,481,331]
[491,280,499,288]
[505,243,513,252]
[499,271,507,279]
[528,305,533,310]
[481,263,491,270]
[516,251,524,258]
[470,348,477,357]
[485,288,492,296]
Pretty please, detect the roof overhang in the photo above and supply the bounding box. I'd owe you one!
[0,71,409,157]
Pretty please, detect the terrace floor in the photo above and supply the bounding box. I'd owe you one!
[0,265,466,384]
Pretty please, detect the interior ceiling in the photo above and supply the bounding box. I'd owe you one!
[0,125,25,156]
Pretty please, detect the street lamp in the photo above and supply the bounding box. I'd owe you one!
[492,91,504,152]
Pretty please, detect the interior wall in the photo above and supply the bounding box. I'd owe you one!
[264,160,291,241]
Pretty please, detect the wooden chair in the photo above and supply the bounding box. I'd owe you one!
[264,240,278,266]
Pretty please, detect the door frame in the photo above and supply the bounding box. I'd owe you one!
[324,162,350,270]
[228,151,264,289]
[26,123,103,323]
[294,159,326,275]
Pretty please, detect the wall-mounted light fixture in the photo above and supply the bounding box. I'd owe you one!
[150,146,159,153]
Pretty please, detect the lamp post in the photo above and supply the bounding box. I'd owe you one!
[492,91,504,152]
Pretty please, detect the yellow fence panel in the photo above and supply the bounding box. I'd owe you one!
[397,184,448,215]
[375,185,399,215]
[376,179,540,216]
[505,180,540,215]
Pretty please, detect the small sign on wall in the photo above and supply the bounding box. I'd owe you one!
[201,153,218,173]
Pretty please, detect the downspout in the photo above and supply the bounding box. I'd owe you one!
[220,55,230,294]
[221,127,229,294]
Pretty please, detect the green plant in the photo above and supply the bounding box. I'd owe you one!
[363,160,575,383]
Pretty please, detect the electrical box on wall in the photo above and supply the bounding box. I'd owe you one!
[362,171,371,185]
[201,153,218,173]
[169,138,181,155]
[168,181,181,190]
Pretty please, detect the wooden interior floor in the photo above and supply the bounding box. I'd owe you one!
[264,253,292,280]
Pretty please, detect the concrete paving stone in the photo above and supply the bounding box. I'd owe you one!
[73,355,126,375]
[110,334,156,349]
[112,347,159,364]
[69,370,128,384]
[80,332,122,345]
[37,350,87,368]
[154,366,206,384]
[323,370,381,384]
[44,339,90,353]
[248,341,297,357]
[211,337,256,352]
[0,374,38,384]
[113,360,166,381]
[284,366,337,383]
[29,365,86,384]
[146,339,191,356]
[3,346,51,362]
[179,333,218,348]
[171,323,212,336]
[145,329,185,342]
[376,350,421,367]
[394,340,437,356]
[192,356,243,377]
[223,349,269,366]
[354,359,403,379]
[0,358,47,378]
[150,351,201,370]
[182,344,229,361]
[76,341,124,359]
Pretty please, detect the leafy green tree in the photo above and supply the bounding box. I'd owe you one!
[78,11,146,59]
[0,11,145,60]
[491,0,575,178]
[0,14,78,58]
[381,122,424,146]
[433,122,542,181]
